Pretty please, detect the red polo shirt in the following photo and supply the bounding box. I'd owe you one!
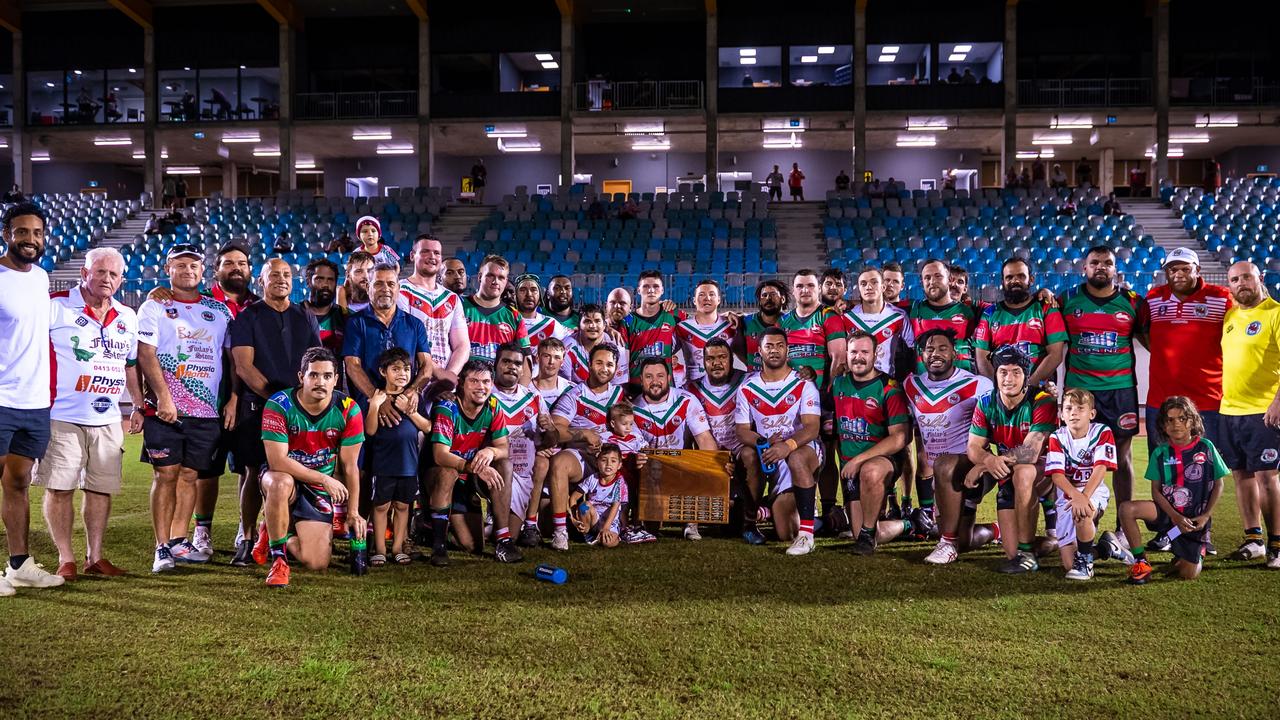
[1142,279,1232,411]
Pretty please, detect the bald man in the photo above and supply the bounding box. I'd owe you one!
[228,258,323,566]
[606,287,632,332]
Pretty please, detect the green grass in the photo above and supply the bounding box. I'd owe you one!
[2,437,1279,719]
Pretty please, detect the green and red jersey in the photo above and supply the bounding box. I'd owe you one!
[974,300,1068,366]
[429,395,509,464]
[621,307,687,380]
[907,299,980,371]
[970,390,1058,456]
[462,298,530,365]
[740,312,780,371]
[261,389,364,488]
[779,305,843,387]
[830,373,910,462]
[1145,437,1229,518]
[1057,285,1148,391]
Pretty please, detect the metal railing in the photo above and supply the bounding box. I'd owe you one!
[1017,78,1152,107]
[1171,77,1280,106]
[294,91,418,120]
[573,80,703,112]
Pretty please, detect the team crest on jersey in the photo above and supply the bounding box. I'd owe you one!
[75,316,89,327]
[1114,312,1131,324]
[1118,412,1138,431]
[1184,462,1203,481]
[202,311,216,322]
[1192,452,1207,465]
[165,308,179,319]
[1104,444,1115,460]
[1262,448,1278,463]
[324,429,339,442]
[1027,318,1043,330]
[864,397,879,410]
[1073,309,1083,318]
[498,322,513,336]
[1194,305,1208,317]
[116,321,128,334]
[947,393,961,404]
[1171,486,1192,507]
[1247,321,1262,336]
[951,315,966,325]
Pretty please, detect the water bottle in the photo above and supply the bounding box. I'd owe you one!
[349,535,368,576]
[757,437,778,475]
[535,564,568,584]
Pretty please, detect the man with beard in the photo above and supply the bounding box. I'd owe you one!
[734,328,823,555]
[0,203,66,593]
[881,261,906,306]
[1057,246,1148,524]
[677,279,736,388]
[905,330,998,565]
[606,287,632,332]
[491,343,559,548]
[544,275,579,330]
[228,259,322,566]
[733,279,787,372]
[442,257,469,296]
[463,256,530,380]
[550,344,628,549]
[303,259,347,383]
[780,269,844,388]
[1218,261,1280,567]
[514,274,570,370]
[209,242,258,315]
[560,304,629,386]
[338,251,375,313]
[620,271,687,384]
[344,264,434,411]
[832,332,912,555]
[632,357,717,541]
[398,235,470,390]
[820,268,848,314]
[909,260,980,373]
[975,257,1067,389]
[686,340,755,541]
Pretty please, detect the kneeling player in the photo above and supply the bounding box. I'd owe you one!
[964,345,1057,574]
[1044,389,1116,580]
[255,348,366,588]
[569,444,628,548]
[831,332,912,555]
[1120,396,1228,583]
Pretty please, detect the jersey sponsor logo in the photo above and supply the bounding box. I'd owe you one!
[165,308,179,319]
[75,374,126,395]
[1078,330,1119,352]
[1118,412,1138,431]
[1262,448,1279,463]
[75,316,89,327]
[1247,321,1262,336]
[90,396,113,414]
[1184,462,1204,481]
[201,310,216,322]
[1114,312,1131,323]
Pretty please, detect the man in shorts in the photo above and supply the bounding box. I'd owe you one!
[492,343,558,548]
[253,348,366,588]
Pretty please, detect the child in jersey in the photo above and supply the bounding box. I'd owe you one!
[1044,388,1116,581]
[365,349,433,565]
[1120,396,1228,584]
[600,404,656,544]
[569,444,629,547]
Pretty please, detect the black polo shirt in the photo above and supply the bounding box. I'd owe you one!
[230,300,322,400]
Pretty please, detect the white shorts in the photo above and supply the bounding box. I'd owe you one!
[771,439,825,496]
[589,501,624,534]
[34,420,125,494]
[1054,483,1111,546]
[510,470,534,519]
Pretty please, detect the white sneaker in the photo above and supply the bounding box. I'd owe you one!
[4,557,66,588]
[786,533,815,556]
[683,524,702,541]
[1266,547,1280,569]
[0,576,14,597]
[192,526,214,557]
[170,540,211,563]
[152,545,176,573]
[551,528,569,551]
[924,540,959,565]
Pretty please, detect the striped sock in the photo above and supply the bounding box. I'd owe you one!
[941,532,958,544]
[269,536,289,560]
[553,512,567,529]
[194,513,213,529]
[496,527,511,542]
[1245,527,1263,543]
[798,519,815,536]
[526,512,539,525]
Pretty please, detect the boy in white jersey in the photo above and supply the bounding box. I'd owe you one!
[733,328,824,555]
[1045,388,1116,580]
[491,344,559,549]
[570,444,628,547]
[677,279,736,387]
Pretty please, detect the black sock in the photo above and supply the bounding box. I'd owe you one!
[430,507,450,553]
[795,485,816,522]
[1041,497,1057,535]
[859,525,876,541]
[1078,539,1095,560]
[918,476,935,508]
[819,498,835,518]
[9,554,28,570]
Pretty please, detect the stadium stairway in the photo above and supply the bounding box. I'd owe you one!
[770,201,828,274]
[431,204,493,270]
[49,213,147,287]
[1128,196,1229,276]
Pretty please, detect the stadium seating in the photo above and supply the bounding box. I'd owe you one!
[1172,177,1280,295]
[0,193,135,274]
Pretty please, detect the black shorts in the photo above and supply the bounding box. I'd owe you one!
[1091,387,1140,439]
[964,472,1017,512]
[1217,414,1280,473]
[291,481,335,525]
[233,397,268,470]
[1148,510,1210,565]
[141,416,222,473]
[372,475,417,506]
[0,405,51,460]
[450,475,486,514]
[768,186,782,201]
[843,455,902,502]
[198,427,237,478]
[789,186,802,197]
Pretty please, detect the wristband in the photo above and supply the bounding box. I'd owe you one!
[786,438,798,451]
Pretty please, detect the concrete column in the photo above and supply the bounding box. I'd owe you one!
[277,25,295,191]
[142,27,159,203]
[11,30,31,193]
[853,0,867,180]
[1001,0,1018,180]
[559,13,574,190]
[222,161,238,197]
[705,10,718,192]
[1099,147,1115,195]
[279,125,294,192]
[417,18,432,188]
[1153,0,1170,198]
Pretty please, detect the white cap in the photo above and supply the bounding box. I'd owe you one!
[1162,247,1200,267]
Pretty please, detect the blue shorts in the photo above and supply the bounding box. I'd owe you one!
[0,406,51,460]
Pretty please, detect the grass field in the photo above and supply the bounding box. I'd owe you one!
[1,436,1278,719]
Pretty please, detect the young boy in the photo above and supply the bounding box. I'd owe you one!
[1120,396,1228,584]
[1044,388,1116,581]
[569,444,628,548]
[365,348,433,565]
[600,404,655,544]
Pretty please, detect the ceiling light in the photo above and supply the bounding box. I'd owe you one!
[183,67,191,71]
[948,53,967,62]
[1170,134,1211,144]
[541,61,559,69]
[623,122,665,135]
[878,55,897,63]
[1146,147,1184,158]
[632,136,671,151]
[817,46,835,54]
[73,70,83,76]
[1033,134,1073,145]
[221,132,260,143]
[1016,151,1040,159]
[128,68,137,73]
[907,117,948,131]
[497,138,541,153]
[1050,116,1094,129]
[763,132,802,149]
[953,44,973,53]
[45,82,55,88]
[896,135,936,147]
[740,58,756,65]
[93,138,132,146]
[0,140,8,149]
[763,126,805,133]
[800,55,818,63]
[739,48,756,57]
[0,84,4,89]
[882,46,900,54]
[132,149,168,159]
[253,147,281,157]
[32,152,51,162]
[295,160,316,169]
[352,130,393,140]
[535,53,554,62]
[166,166,201,175]
[376,144,414,155]
[485,128,527,138]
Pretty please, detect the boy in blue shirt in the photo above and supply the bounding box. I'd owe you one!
[365,348,432,565]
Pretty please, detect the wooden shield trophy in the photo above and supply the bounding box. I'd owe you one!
[638,449,731,524]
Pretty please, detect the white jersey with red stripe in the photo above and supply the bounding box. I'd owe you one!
[843,303,913,375]
[397,279,466,370]
[686,370,747,451]
[902,369,993,461]
[676,315,736,386]
[493,383,543,483]
[731,370,821,440]
[601,430,645,456]
[49,290,139,425]
[633,388,712,450]
[559,336,630,386]
[533,375,574,413]
[552,381,626,432]
[1045,422,1117,489]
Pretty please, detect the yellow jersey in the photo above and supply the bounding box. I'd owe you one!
[1221,296,1280,415]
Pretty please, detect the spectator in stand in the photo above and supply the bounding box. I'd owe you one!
[175,177,189,209]
[1050,163,1068,189]
[835,170,851,192]
[1103,193,1124,217]
[326,230,355,254]
[961,68,978,84]
[1018,167,1031,189]
[144,213,160,236]
[1076,158,1093,187]
[617,198,639,221]
[273,232,293,254]
[765,165,784,201]
[1004,166,1019,190]
[161,177,176,210]
[1129,166,1148,197]
[1203,157,1221,194]
[470,158,487,203]
[1031,158,1046,188]
[180,91,197,121]
[946,67,962,84]
[587,199,607,222]
[1058,199,1077,217]
[2,184,24,203]
[788,163,805,202]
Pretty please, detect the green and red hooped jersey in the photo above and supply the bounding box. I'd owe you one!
[974,301,1068,367]
[429,395,509,464]
[969,390,1058,456]
[621,308,687,380]
[907,299,980,372]
[462,298,530,365]
[779,306,844,387]
[1057,285,1148,391]
[740,312,779,372]
[261,389,365,488]
[830,373,910,462]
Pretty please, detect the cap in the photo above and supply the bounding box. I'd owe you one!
[1162,247,1200,267]
[166,243,203,261]
[215,240,249,258]
[514,273,542,287]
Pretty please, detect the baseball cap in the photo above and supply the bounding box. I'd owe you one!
[1162,247,1200,267]
[216,240,249,258]
[166,243,203,261]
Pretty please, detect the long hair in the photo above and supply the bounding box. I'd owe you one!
[1157,396,1205,439]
